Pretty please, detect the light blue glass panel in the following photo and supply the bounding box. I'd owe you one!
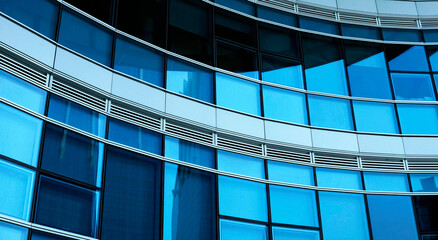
[392,73,435,101]
[431,52,438,72]
[273,227,320,240]
[216,0,255,15]
[218,150,264,178]
[367,195,418,240]
[216,73,261,115]
[165,136,215,168]
[167,58,213,103]
[261,61,303,88]
[397,104,438,134]
[0,70,46,114]
[262,86,307,124]
[306,60,348,95]
[267,161,314,186]
[308,95,353,130]
[0,221,28,240]
[220,219,268,240]
[319,192,369,240]
[0,159,34,220]
[219,176,267,221]
[364,172,410,192]
[353,101,399,134]
[388,46,429,72]
[270,185,318,227]
[316,168,362,190]
[257,6,297,27]
[411,174,438,192]
[0,103,42,166]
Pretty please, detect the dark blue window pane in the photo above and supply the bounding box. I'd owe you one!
[367,195,418,240]
[263,86,308,125]
[382,28,422,42]
[216,42,258,79]
[166,58,213,103]
[108,118,162,155]
[363,172,409,192]
[165,136,215,168]
[316,168,362,190]
[300,17,339,35]
[392,73,435,101]
[220,219,268,240]
[164,163,216,240]
[308,95,354,130]
[101,146,161,240]
[397,104,438,134]
[218,150,264,178]
[387,45,429,72]
[261,54,303,88]
[423,235,438,240]
[58,8,112,66]
[216,0,255,15]
[341,24,381,40]
[41,124,103,186]
[273,226,320,240]
[114,35,164,87]
[424,30,438,42]
[257,6,297,27]
[259,24,300,58]
[215,9,256,47]
[32,231,70,240]
[48,95,106,137]
[428,47,438,71]
[414,196,438,232]
[35,176,99,237]
[267,161,314,185]
[353,101,399,134]
[0,221,28,240]
[411,174,438,192]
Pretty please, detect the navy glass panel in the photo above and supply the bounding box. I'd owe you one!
[411,174,438,192]
[64,0,112,23]
[300,16,339,35]
[0,0,58,39]
[392,73,435,101]
[164,163,216,240]
[423,235,438,240]
[308,95,354,130]
[414,196,438,232]
[267,161,314,185]
[218,150,264,178]
[272,227,320,240]
[319,192,369,240]
[367,195,418,240]
[424,30,438,42]
[382,28,422,42]
[387,45,429,72]
[48,95,106,137]
[101,146,161,240]
[0,221,28,240]
[363,172,409,192]
[341,24,381,40]
[31,231,71,240]
[270,185,318,227]
[261,54,303,88]
[215,9,256,47]
[114,35,164,87]
[35,176,99,237]
[58,8,112,66]
[316,168,362,190]
[217,41,258,79]
[353,101,399,134]
[428,46,438,71]
[263,86,308,124]
[397,104,438,134]
[41,124,103,186]
[108,118,162,155]
[220,219,268,240]
[219,176,268,222]
[259,23,300,58]
[166,57,214,103]
[257,6,297,27]
[165,136,215,168]
[216,0,255,15]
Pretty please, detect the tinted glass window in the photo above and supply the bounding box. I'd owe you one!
[216,0,255,15]
[263,86,308,124]
[31,231,70,240]
[215,9,256,47]
[397,104,438,134]
[257,6,297,27]
[353,101,399,134]
[316,168,362,190]
[165,136,215,168]
[259,23,299,58]
[218,150,264,178]
[392,73,435,101]
[217,41,258,79]
[424,30,438,42]
[386,45,429,72]
[427,46,438,71]
[414,196,438,232]
[64,0,112,23]
[300,16,339,35]
[220,219,268,240]
[0,221,28,240]
[261,54,303,88]
[272,227,320,240]
[382,28,422,42]
[308,95,353,130]
[363,172,410,192]
[411,174,438,192]
[267,161,314,185]
[341,24,381,40]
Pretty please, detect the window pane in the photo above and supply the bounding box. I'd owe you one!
[216,0,255,15]
[215,9,256,47]
[64,0,112,23]
[262,86,307,124]
[316,168,362,190]
[114,35,164,87]
[428,46,438,71]
[0,103,42,166]
[164,163,216,240]
[261,54,303,88]
[300,16,339,35]
[363,172,409,192]
[392,73,435,101]
[272,226,320,240]
[341,24,381,40]
[217,42,258,79]
[267,161,314,185]
[220,219,268,240]
[414,196,438,232]
[216,73,261,115]
[219,176,267,221]
[319,192,369,240]
[218,150,264,178]
[308,95,353,130]
[165,136,215,168]
[353,101,399,134]
[31,231,70,240]
[397,104,438,134]
[166,58,213,103]
[35,176,99,237]
[367,195,418,240]
[0,69,46,114]
[382,28,422,42]
[0,221,28,240]
[424,30,438,42]
[387,45,429,72]
[0,159,34,220]
[101,146,161,240]
[411,174,438,192]
[259,24,300,58]
[257,6,297,27]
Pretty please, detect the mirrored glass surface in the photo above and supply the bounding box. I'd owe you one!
[216,0,255,15]
[272,227,320,240]
[391,73,435,101]
[259,24,299,58]
[397,104,438,134]
[414,196,438,232]
[267,161,314,185]
[218,150,264,178]
[64,0,112,23]
[220,219,268,240]
[387,45,429,72]
[382,28,422,42]
[308,95,353,130]
[363,172,409,192]
[165,136,215,168]
[0,221,28,240]
[263,86,307,124]
[300,16,339,35]
[31,231,70,240]
[215,9,256,47]
[341,24,381,40]
[428,46,438,71]
[257,6,297,27]
[261,54,303,88]
[217,41,258,79]
[353,101,399,134]
[411,174,438,192]
[424,30,438,42]
[316,168,362,190]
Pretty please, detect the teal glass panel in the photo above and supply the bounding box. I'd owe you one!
[218,150,264,178]
[316,168,362,190]
[216,0,254,15]
[0,221,28,240]
[382,29,422,42]
[353,101,399,134]
[305,59,348,95]
[165,136,215,168]
[392,73,435,101]
[397,104,438,134]
[411,174,438,192]
[308,95,353,130]
[257,6,297,27]
[261,55,303,88]
[428,47,438,71]
[387,46,429,72]
[363,172,409,192]
[220,219,268,240]
[341,24,381,40]
[300,16,339,35]
[267,161,314,186]
[272,227,320,240]
[262,86,307,124]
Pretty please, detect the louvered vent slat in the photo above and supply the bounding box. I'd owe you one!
[339,13,376,25]
[257,0,295,12]
[297,5,336,20]
[380,18,418,28]
[314,154,358,168]
[110,104,161,130]
[361,158,405,170]
[420,19,438,29]
[51,80,106,112]
[0,53,46,87]
[407,160,438,171]
[165,123,212,145]
[266,147,310,163]
[217,137,262,155]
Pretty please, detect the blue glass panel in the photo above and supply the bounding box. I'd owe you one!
[392,73,435,101]
[216,42,258,79]
[367,195,418,240]
[216,0,255,15]
[267,161,314,185]
[35,176,99,237]
[308,95,353,130]
[263,86,307,124]
[387,46,429,72]
[114,35,164,87]
[397,104,438,134]
[219,176,267,221]
[341,24,381,40]
[319,192,369,240]
[165,136,215,168]
[411,174,438,192]
[216,73,261,115]
[218,150,264,178]
[306,60,348,95]
[414,196,438,232]
[300,17,339,35]
[0,103,42,166]
[164,163,216,240]
[0,69,46,114]
[257,6,297,26]
[424,30,438,42]
[423,235,438,240]
[353,101,399,134]
[166,58,213,103]
[270,185,318,227]
[48,95,106,137]
[382,28,422,42]
[0,159,34,220]
[261,55,303,88]
[0,221,28,240]
[108,118,162,155]
[363,172,409,192]
[58,9,112,66]
[32,231,72,240]
[429,49,438,71]
[273,227,320,240]
[316,168,362,190]
[220,219,268,240]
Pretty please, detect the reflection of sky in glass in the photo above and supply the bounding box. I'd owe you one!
[263,86,307,124]
[308,95,353,130]
[267,161,314,186]
[411,174,438,192]
[388,46,429,72]
[273,226,320,240]
[262,65,303,88]
[363,172,410,192]
[353,101,399,134]
[220,219,268,240]
[392,73,435,101]
[430,51,438,71]
[397,104,438,134]
[218,150,264,178]
[306,60,348,95]
[316,168,362,190]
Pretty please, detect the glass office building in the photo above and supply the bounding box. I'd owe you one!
[0,0,437,239]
